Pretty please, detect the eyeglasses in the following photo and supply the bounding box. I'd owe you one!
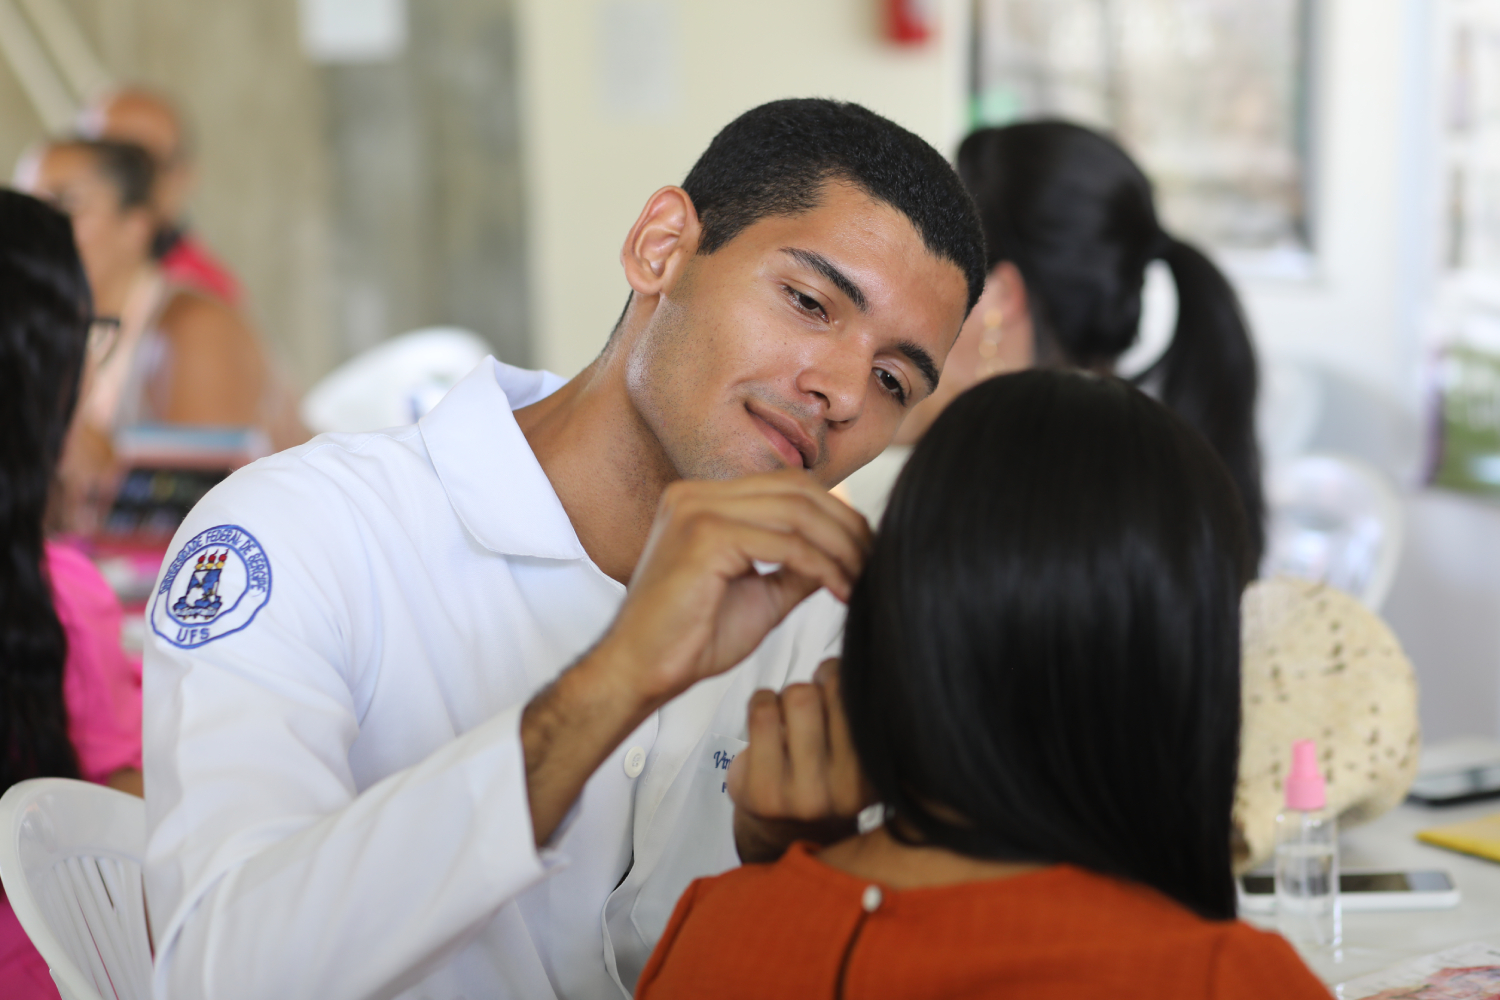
[87,316,122,364]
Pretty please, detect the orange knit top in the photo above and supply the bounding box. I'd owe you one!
[636,842,1330,1000]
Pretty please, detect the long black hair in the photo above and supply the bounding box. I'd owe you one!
[0,189,92,791]
[842,371,1252,920]
[956,121,1264,565]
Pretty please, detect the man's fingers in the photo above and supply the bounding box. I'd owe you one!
[794,479,874,554]
[745,470,874,557]
[678,494,866,582]
[665,470,872,555]
[692,518,856,602]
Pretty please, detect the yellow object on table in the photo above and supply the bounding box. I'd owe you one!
[1418,811,1500,863]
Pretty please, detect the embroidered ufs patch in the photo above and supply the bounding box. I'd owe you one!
[151,524,272,648]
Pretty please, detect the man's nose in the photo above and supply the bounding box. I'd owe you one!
[797,343,870,425]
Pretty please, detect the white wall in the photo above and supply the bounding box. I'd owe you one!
[1236,0,1421,404]
[515,0,1426,394]
[515,0,969,377]
[1216,0,1500,743]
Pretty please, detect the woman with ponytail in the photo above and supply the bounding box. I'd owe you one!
[834,121,1418,871]
[843,121,1262,558]
[1,188,144,999]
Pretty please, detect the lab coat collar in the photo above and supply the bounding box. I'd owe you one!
[420,358,586,561]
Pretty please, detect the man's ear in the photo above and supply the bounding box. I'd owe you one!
[621,186,700,298]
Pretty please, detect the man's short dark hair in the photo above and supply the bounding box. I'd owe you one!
[681,99,987,312]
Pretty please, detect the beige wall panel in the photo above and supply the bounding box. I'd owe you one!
[517,0,968,377]
[0,33,47,169]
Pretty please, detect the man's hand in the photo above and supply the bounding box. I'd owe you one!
[727,659,871,863]
[605,472,871,703]
[522,472,871,846]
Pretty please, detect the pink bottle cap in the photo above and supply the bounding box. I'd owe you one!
[1284,739,1326,811]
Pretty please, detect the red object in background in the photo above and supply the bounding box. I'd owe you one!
[885,0,934,44]
[162,232,242,307]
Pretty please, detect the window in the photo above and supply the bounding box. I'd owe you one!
[971,0,1315,271]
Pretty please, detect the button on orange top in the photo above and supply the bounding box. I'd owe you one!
[636,842,1330,1000]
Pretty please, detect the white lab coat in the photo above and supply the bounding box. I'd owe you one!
[143,359,844,1000]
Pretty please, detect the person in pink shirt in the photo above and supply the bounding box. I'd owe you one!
[0,188,143,999]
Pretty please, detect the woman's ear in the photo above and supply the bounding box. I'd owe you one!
[992,261,1028,326]
[620,185,700,297]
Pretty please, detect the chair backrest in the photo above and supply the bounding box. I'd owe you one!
[300,326,493,434]
[1263,453,1406,610]
[1256,357,1424,484]
[0,779,151,1000]
[1256,358,1325,467]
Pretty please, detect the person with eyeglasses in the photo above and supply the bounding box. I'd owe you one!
[14,139,295,534]
[0,188,145,999]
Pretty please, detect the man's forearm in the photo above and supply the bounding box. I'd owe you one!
[521,643,663,845]
[151,701,553,1000]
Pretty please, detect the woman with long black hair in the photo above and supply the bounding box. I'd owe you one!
[0,189,143,998]
[637,371,1329,999]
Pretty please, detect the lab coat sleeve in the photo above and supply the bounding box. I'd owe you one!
[144,453,554,1000]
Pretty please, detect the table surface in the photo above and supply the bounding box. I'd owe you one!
[1242,798,1500,988]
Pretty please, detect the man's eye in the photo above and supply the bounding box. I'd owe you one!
[875,368,907,405]
[789,287,827,320]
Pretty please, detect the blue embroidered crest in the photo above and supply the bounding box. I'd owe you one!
[151,524,272,648]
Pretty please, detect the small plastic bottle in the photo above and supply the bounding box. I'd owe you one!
[1275,739,1341,949]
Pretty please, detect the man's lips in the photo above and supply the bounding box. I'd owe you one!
[746,404,818,469]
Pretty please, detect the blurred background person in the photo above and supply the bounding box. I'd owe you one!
[79,85,242,307]
[14,138,287,532]
[0,189,143,999]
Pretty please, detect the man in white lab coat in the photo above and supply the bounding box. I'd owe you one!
[143,99,985,999]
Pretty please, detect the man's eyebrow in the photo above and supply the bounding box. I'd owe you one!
[780,247,868,312]
[896,340,941,394]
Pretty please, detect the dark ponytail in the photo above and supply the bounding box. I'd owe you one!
[0,189,90,792]
[1145,237,1264,565]
[957,122,1264,565]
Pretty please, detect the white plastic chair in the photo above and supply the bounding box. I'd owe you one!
[1263,453,1405,611]
[1256,357,1424,484]
[0,779,152,1000]
[1256,358,1325,467]
[300,326,493,434]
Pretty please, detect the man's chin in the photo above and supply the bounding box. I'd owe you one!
[677,445,793,483]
